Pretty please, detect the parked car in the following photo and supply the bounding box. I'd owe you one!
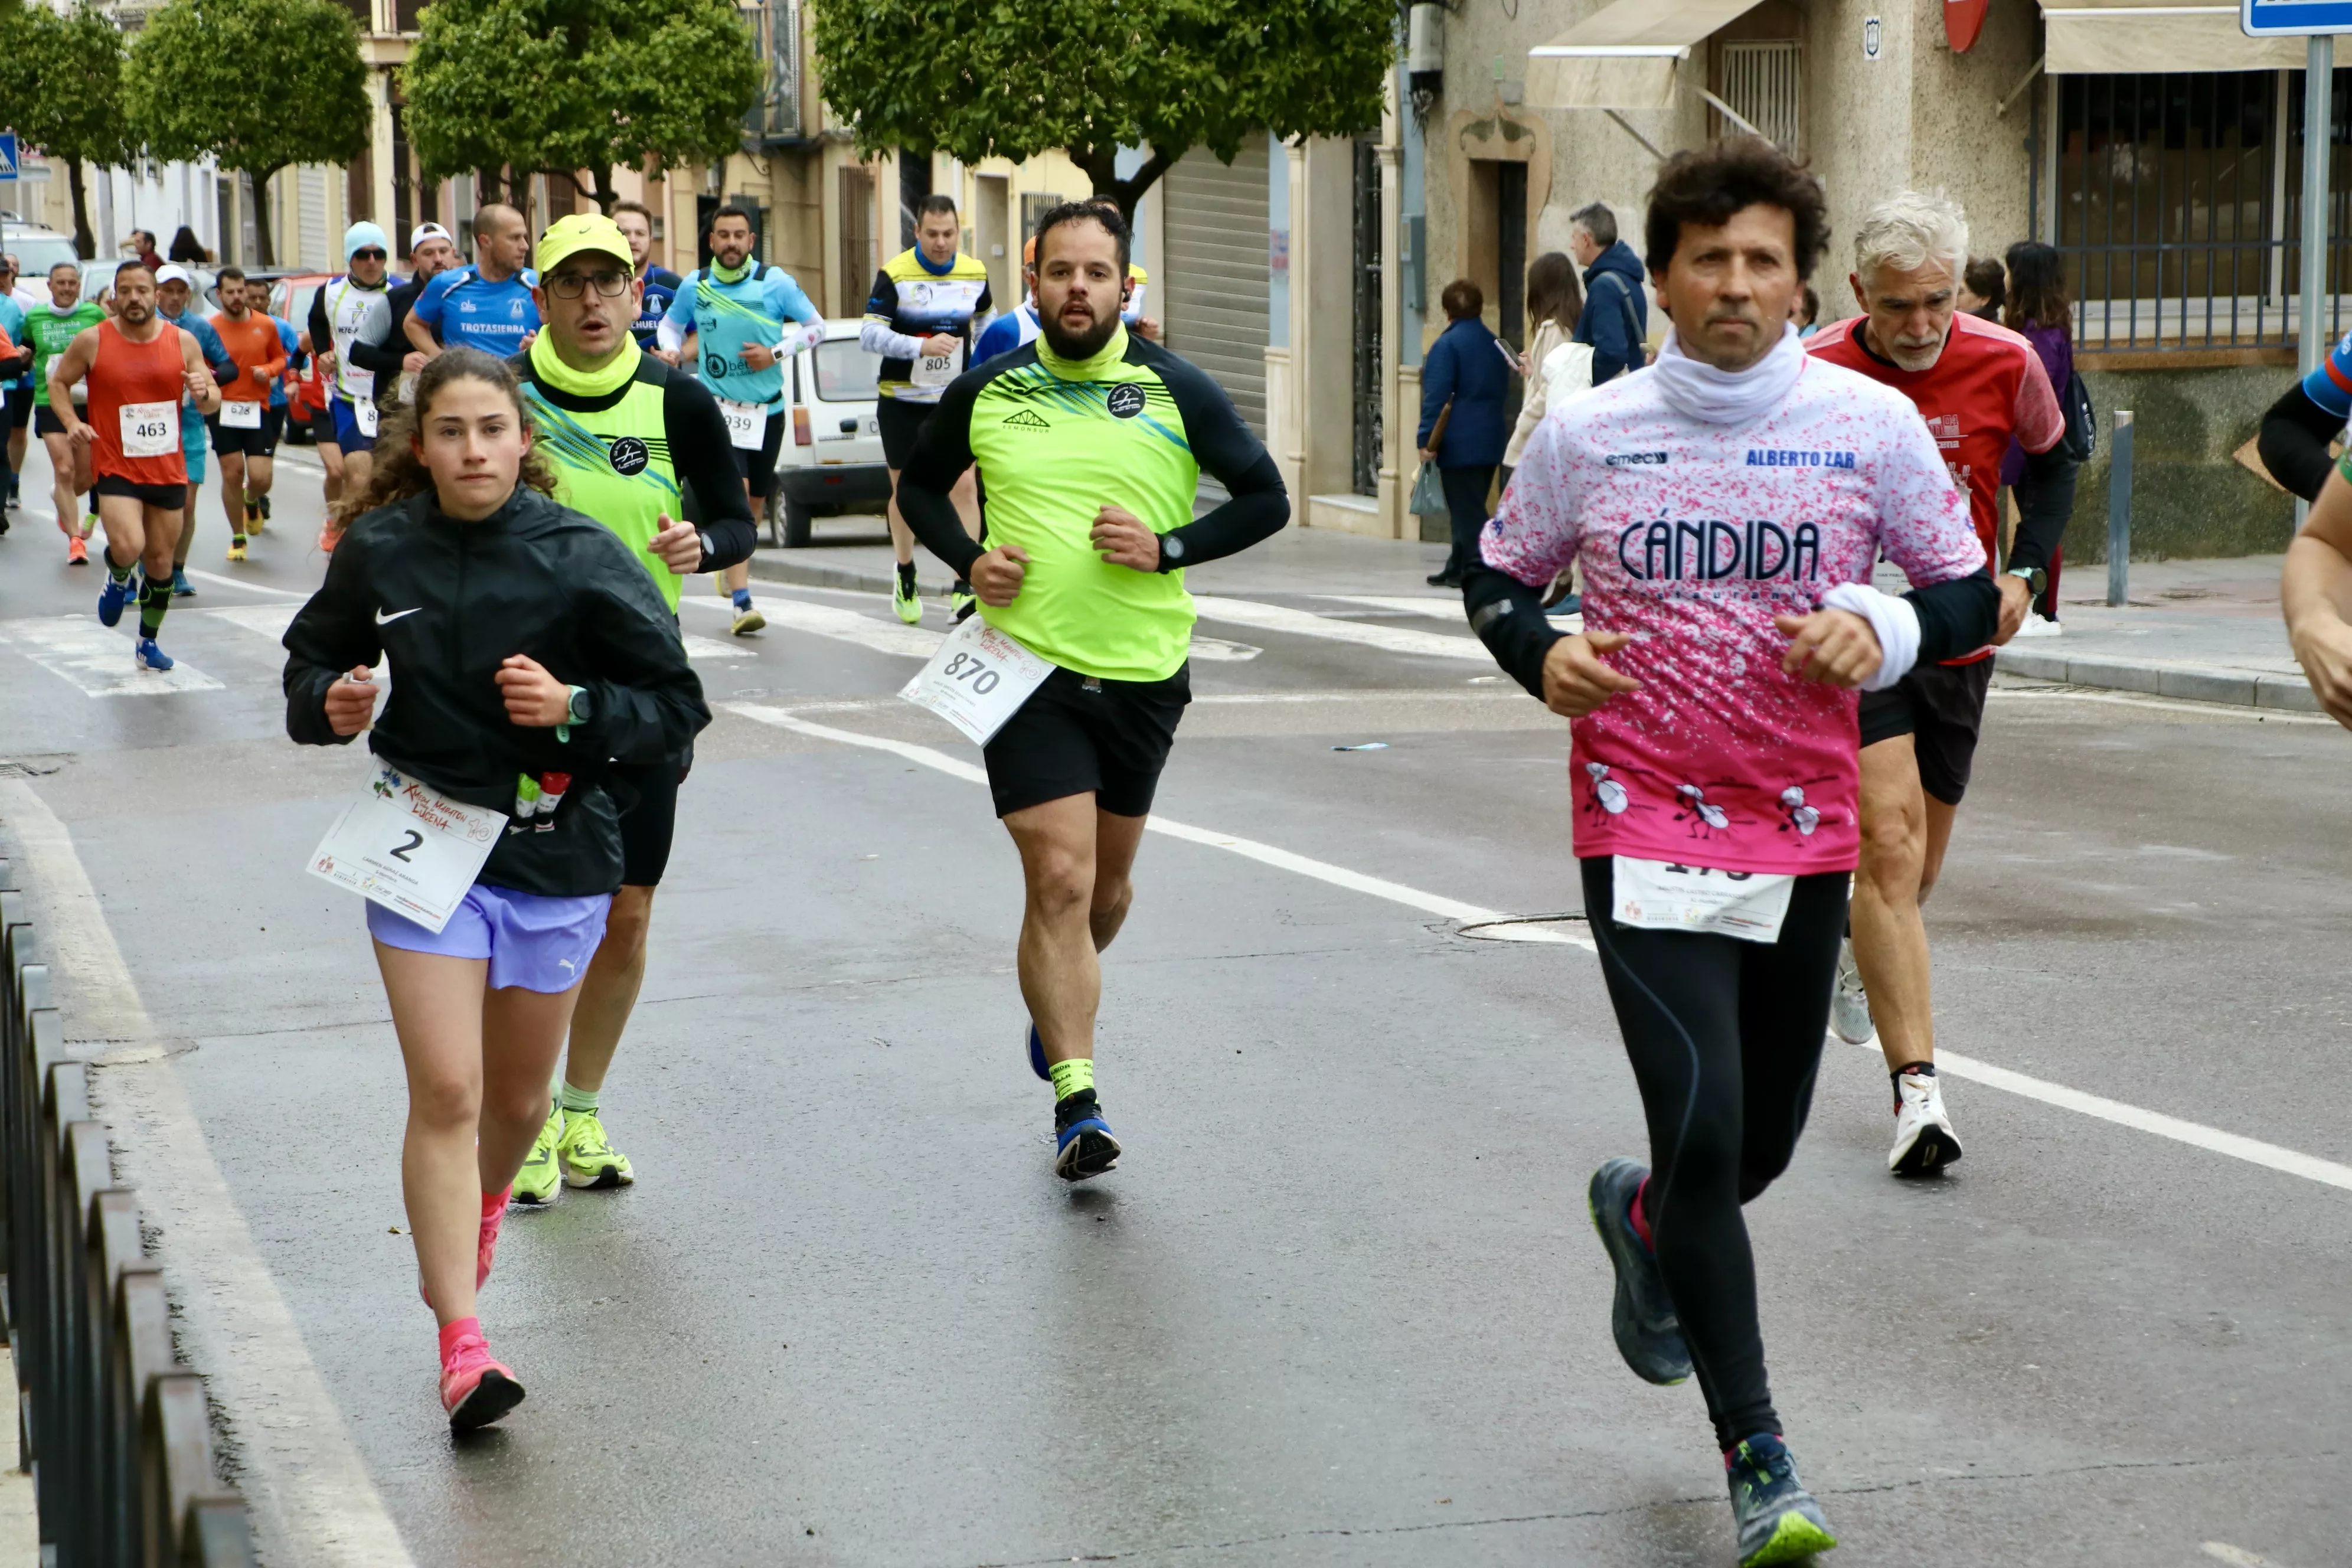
[266,273,333,443]
[1,226,82,300]
[82,258,216,308]
[774,318,888,548]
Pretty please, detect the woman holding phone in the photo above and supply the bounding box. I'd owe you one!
[282,347,708,1429]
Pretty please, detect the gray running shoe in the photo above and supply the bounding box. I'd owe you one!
[1586,1158,1690,1386]
[1830,936,1875,1044]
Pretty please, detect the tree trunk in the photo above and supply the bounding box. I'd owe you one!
[590,165,618,214]
[249,166,279,268]
[1068,144,1180,226]
[66,159,93,259]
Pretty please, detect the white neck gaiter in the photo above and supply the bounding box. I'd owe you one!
[1648,321,1805,426]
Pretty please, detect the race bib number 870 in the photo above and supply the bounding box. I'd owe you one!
[899,615,1053,746]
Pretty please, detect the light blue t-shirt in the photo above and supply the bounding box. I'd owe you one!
[662,263,818,411]
[0,295,26,391]
[163,305,234,427]
[414,264,541,358]
[270,315,300,409]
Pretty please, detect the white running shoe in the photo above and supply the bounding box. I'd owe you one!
[1830,937,1875,1044]
[1889,1069,1963,1175]
[2013,613,2062,638]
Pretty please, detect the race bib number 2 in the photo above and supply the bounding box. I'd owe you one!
[899,615,1054,746]
[306,763,504,935]
[119,400,178,457]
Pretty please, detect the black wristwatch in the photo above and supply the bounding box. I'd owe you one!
[2007,565,2048,599]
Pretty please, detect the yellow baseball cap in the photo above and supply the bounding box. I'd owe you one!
[535,213,633,275]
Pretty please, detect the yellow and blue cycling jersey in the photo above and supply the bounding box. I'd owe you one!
[861,248,993,404]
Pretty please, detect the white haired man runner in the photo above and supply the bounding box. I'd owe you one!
[1806,191,2079,1174]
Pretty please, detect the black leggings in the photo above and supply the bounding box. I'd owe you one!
[1580,857,1848,1450]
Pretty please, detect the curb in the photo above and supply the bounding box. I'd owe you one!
[1996,646,2318,713]
[743,552,2322,716]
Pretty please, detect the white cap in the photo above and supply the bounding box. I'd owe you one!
[153,264,192,286]
[410,221,454,252]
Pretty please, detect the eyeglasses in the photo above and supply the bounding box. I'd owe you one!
[352,249,387,262]
[547,270,632,299]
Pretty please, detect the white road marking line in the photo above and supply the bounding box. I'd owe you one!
[1315,593,1469,622]
[0,616,224,695]
[1991,685,2334,726]
[728,704,1592,952]
[681,633,754,661]
[181,567,311,600]
[0,780,415,1567]
[681,591,942,657]
[2204,1544,2290,1567]
[207,603,298,641]
[1187,634,1263,662]
[1837,1037,2352,1191]
[746,703,2352,1194]
[1190,594,1488,661]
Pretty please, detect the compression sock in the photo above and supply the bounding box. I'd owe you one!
[558,1081,600,1117]
[1048,1057,1095,1103]
[1629,1176,1656,1253]
[107,557,135,585]
[138,573,171,636]
[731,586,753,611]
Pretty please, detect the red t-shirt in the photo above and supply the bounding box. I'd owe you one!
[87,319,190,488]
[1805,311,2062,662]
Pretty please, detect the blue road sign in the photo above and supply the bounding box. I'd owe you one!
[0,135,17,182]
[2245,0,2352,35]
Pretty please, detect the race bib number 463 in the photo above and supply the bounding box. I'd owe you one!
[119,400,178,457]
[899,615,1053,746]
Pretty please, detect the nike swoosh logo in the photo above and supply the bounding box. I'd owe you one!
[374,607,420,625]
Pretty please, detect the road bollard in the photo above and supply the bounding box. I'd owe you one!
[2107,409,2133,607]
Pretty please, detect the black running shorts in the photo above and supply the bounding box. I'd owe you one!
[33,405,70,438]
[92,475,186,510]
[207,407,284,457]
[610,756,684,887]
[982,664,1191,819]
[1857,656,1994,807]
[734,409,786,499]
[877,396,936,470]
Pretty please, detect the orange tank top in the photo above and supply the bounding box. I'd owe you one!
[87,319,188,486]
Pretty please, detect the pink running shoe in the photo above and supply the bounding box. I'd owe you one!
[438,1317,524,1430]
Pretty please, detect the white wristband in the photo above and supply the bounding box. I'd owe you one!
[1820,582,1920,692]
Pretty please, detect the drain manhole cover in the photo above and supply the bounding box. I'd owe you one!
[1456,913,1592,946]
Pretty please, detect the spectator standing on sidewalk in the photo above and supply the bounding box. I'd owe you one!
[2001,241,2071,628]
[1959,257,2005,322]
[1419,278,1510,589]
[1503,253,1592,485]
[1568,204,1649,384]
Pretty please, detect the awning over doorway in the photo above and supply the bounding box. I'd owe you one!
[2041,4,2309,73]
[1526,0,1770,110]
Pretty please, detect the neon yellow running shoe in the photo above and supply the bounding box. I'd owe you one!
[511,1105,564,1206]
[557,1109,635,1190]
[891,570,922,625]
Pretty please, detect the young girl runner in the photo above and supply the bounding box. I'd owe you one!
[282,348,709,1429]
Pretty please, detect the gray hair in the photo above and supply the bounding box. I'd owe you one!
[1569,202,1618,250]
[1853,190,1968,288]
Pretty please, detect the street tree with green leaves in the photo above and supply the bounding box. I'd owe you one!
[0,3,138,257]
[808,0,1394,221]
[401,0,763,211]
[125,0,370,267]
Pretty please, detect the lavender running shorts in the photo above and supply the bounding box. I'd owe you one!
[367,883,610,993]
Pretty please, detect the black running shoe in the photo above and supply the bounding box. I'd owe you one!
[1587,1158,1691,1385]
[1053,1089,1121,1182]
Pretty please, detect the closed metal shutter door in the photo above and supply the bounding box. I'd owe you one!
[1161,141,1269,436]
[299,168,329,270]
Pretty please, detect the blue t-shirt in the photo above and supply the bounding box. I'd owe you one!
[0,295,26,390]
[163,306,234,417]
[414,264,541,358]
[662,263,819,411]
[270,315,300,409]
[2304,329,2352,421]
[974,300,1041,364]
[632,266,682,348]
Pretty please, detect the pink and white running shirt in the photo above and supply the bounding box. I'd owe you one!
[1480,354,1984,876]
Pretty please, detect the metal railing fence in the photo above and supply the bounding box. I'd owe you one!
[0,857,255,1565]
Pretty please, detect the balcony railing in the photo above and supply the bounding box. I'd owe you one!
[743,0,805,148]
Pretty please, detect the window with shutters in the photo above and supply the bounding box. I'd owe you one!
[1720,40,1801,153]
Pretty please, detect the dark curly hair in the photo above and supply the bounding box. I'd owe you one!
[1643,136,1831,282]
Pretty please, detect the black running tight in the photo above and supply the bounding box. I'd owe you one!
[1579,857,1848,1450]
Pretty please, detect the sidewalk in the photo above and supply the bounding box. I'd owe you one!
[749,514,2317,714]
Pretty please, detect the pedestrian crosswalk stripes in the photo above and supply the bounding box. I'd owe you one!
[0,615,226,695]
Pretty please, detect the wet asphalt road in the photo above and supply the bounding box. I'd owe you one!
[1,443,2348,1568]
